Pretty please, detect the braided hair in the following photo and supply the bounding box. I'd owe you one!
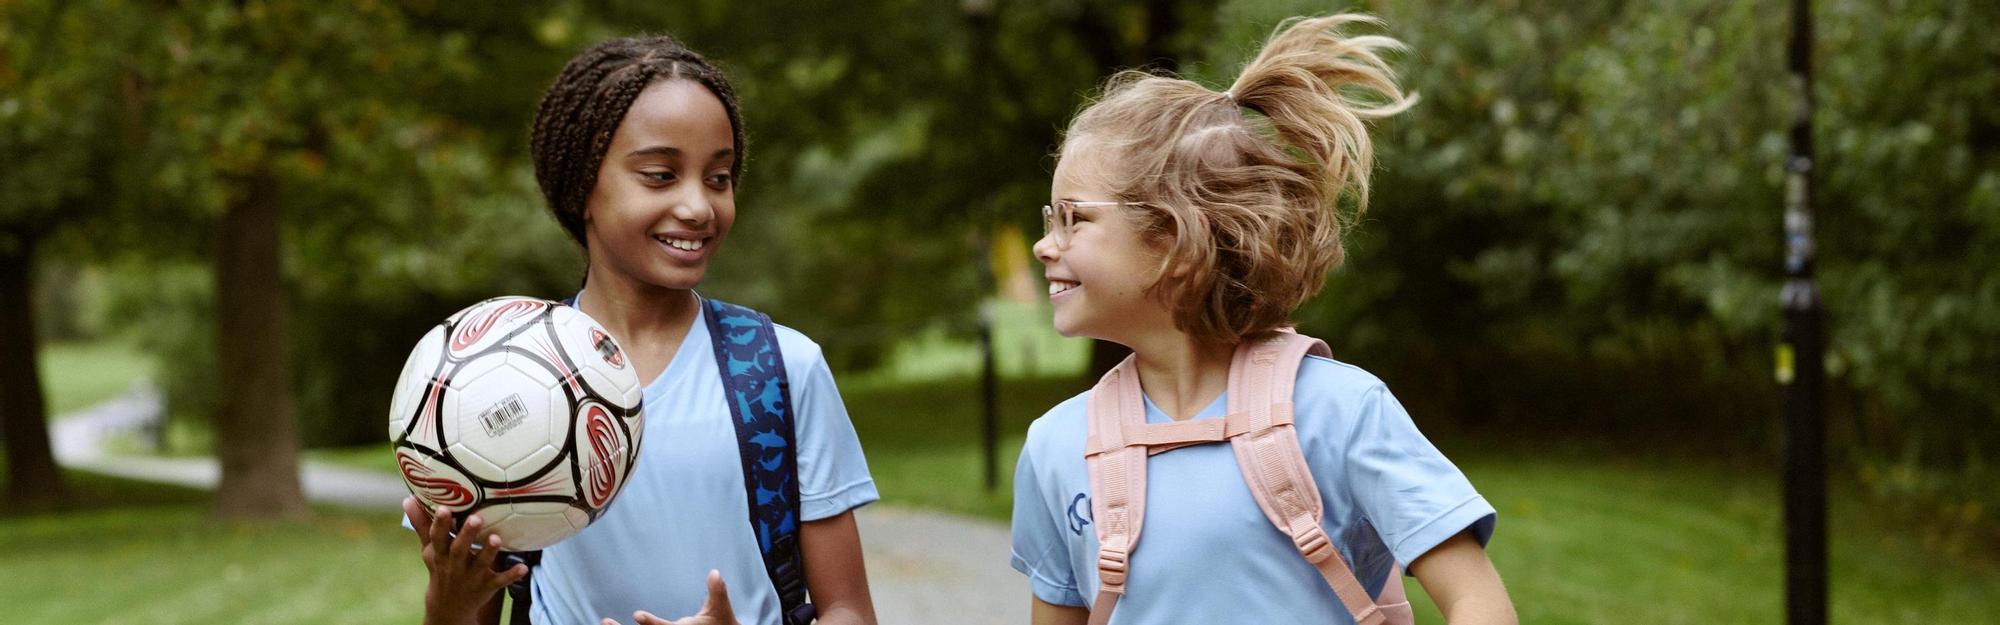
[530,35,745,248]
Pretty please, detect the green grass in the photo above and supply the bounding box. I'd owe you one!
[36,341,155,417]
[1392,445,1998,624]
[0,471,426,625]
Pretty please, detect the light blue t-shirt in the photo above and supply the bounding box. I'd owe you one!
[529,303,879,625]
[1010,356,1495,625]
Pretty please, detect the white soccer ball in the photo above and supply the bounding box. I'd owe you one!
[389,296,644,551]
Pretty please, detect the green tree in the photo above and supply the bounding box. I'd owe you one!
[0,0,148,511]
[131,0,533,518]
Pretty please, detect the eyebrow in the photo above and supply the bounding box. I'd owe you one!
[625,146,735,161]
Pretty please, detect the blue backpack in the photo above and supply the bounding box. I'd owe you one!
[505,297,813,625]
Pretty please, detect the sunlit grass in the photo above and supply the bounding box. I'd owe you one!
[0,470,424,625]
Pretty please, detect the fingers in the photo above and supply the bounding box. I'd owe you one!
[402,497,434,546]
[600,619,622,625]
[697,570,732,618]
[705,570,727,603]
[498,562,530,587]
[631,611,669,625]
[449,513,484,562]
[426,504,453,553]
[472,533,502,573]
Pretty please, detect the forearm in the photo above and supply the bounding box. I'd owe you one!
[1030,596,1088,625]
[809,602,875,625]
[800,512,877,625]
[1437,592,1516,625]
[1412,530,1516,625]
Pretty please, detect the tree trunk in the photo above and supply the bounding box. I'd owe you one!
[211,173,309,520]
[0,237,67,512]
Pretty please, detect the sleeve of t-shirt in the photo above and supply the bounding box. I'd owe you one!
[1009,419,1087,607]
[786,338,880,522]
[1343,384,1497,567]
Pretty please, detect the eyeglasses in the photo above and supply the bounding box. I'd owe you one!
[1041,199,1146,249]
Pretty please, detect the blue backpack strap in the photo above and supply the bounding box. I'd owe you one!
[702,297,815,625]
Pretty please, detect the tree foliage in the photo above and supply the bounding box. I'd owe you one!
[19,0,1989,523]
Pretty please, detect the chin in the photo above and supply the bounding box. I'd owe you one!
[643,268,707,291]
[1049,313,1105,342]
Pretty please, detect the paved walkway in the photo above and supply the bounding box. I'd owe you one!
[52,385,1026,625]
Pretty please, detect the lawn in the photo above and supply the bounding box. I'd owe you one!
[0,471,425,625]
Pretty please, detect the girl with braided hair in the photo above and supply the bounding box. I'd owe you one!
[403,35,880,625]
[1010,14,1515,624]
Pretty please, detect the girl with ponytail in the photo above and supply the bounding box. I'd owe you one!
[1010,15,1515,624]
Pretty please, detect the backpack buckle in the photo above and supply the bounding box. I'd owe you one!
[783,602,819,625]
[1290,523,1335,564]
[1096,546,1130,587]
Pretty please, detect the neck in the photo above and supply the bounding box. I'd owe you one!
[575,263,699,345]
[1124,327,1235,421]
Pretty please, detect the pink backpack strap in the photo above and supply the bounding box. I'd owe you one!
[1082,356,1148,625]
[1228,332,1399,625]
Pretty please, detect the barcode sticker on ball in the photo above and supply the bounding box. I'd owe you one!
[479,394,529,438]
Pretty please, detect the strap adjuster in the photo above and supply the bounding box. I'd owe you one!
[1097,546,1130,587]
[1290,523,1334,564]
[783,602,819,625]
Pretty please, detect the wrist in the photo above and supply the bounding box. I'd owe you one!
[422,595,478,625]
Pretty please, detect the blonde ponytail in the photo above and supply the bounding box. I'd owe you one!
[1060,13,1414,343]
[1228,14,1417,218]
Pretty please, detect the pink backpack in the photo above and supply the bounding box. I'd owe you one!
[1083,332,1414,625]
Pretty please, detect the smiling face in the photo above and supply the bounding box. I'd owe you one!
[582,79,738,292]
[1033,136,1178,344]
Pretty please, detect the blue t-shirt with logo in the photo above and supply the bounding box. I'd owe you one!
[527,302,879,624]
[1010,355,1494,624]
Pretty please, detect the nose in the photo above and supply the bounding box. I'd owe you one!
[671,189,714,227]
[1032,230,1060,265]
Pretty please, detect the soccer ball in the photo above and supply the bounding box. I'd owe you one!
[389,296,644,551]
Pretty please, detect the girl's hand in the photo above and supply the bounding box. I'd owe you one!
[404,496,528,625]
[600,570,737,625]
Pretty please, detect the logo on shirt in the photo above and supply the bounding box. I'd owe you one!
[1067,492,1093,535]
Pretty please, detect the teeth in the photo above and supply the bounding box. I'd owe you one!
[659,237,704,251]
[1048,281,1079,295]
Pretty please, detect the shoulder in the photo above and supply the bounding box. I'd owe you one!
[1022,390,1091,464]
[768,320,828,380]
[1296,354,1391,400]
[698,299,827,379]
[1292,354,1398,433]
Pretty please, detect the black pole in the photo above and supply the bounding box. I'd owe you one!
[979,301,1000,492]
[1780,0,1826,623]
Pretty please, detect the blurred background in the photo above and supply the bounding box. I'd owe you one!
[2,0,1994,623]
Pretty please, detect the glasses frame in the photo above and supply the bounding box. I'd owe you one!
[1041,199,1147,249]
